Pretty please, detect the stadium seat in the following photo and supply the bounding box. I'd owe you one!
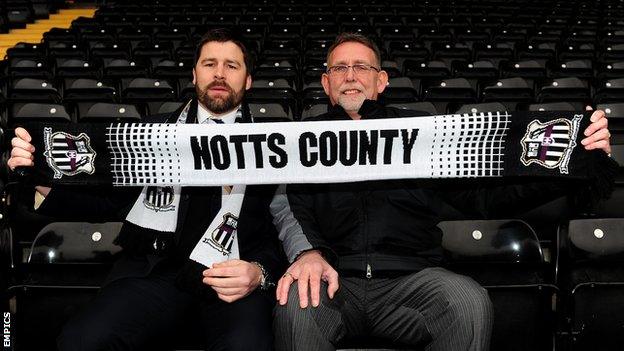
[482,77,534,111]
[473,42,514,69]
[501,60,548,80]
[12,103,72,123]
[596,61,624,80]
[248,103,293,122]
[455,102,508,115]
[422,78,477,113]
[80,102,143,122]
[133,41,174,69]
[54,58,100,81]
[557,218,624,351]
[120,77,176,116]
[301,103,329,120]
[247,79,298,117]
[536,77,591,104]
[5,42,45,61]
[594,78,624,104]
[597,103,624,138]
[550,60,593,79]
[382,77,419,103]
[8,57,50,80]
[63,78,117,119]
[528,102,582,111]
[439,219,557,351]
[157,101,184,115]
[7,222,122,351]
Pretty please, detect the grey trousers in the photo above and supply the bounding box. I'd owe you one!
[274,267,493,351]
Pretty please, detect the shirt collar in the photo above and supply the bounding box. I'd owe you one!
[197,103,241,124]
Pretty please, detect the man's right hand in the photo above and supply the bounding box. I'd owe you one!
[276,250,339,308]
[8,127,51,196]
[8,127,35,170]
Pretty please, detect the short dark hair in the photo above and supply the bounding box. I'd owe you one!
[194,28,253,74]
[326,32,382,67]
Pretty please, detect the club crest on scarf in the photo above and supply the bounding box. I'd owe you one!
[143,186,176,212]
[43,127,96,179]
[520,115,582,174]
[202,213,238,256]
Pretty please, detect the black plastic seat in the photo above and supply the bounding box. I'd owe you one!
[528,102,582,112]
[132,41,174,69]
[301,103,329,121]
[63,78,117,119]
[12,103,72,123]
[80,102,143,123]
[594,78,624,104]
[422,78,477,113]
[550,59,593,78]
[440,219,556,351]
[120,78,176,116]
[482,77,534,111]
[7,222,122,350]
[597,103,624,134]
[8,57,50,80]
[455,102,508,115]
[536,77,591,104]
[501,60,548,79]
[54,58,100,81]
[557,218,624,351]
[248,103,293,122]
[382,77,419,104]
[247,79,298,117]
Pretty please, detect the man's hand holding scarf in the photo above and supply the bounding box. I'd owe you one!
[202,259,263,303]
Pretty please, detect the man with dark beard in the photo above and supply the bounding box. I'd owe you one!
[8,29,287,351]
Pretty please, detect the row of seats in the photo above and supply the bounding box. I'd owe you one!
[5,218,624,351]
[7,45,624,82]
[0,0,66,32]
[4,75,624,118]
[4,98,624,124]
[91,0,624,16]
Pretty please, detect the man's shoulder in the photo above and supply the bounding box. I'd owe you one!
[303,113,332,122]
[385,106,431,118]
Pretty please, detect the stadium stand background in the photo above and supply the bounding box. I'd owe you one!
[1,0,624,350]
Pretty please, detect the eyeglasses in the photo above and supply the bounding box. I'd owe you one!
[326,64,381,76]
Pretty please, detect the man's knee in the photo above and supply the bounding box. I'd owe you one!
[274,283,319,324]
[273,282,343,334]
[443,274,493,330]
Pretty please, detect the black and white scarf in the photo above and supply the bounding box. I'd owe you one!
[27,110,617,189]
[121,100,247,267]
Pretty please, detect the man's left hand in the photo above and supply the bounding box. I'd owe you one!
[202,259,262,303]
[582,106,611,154]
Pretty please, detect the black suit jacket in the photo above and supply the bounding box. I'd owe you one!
[37,99,286,289]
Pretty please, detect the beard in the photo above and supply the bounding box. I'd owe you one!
[337,93,366,112]
[196,81,245,114]
[336,85,367,112]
